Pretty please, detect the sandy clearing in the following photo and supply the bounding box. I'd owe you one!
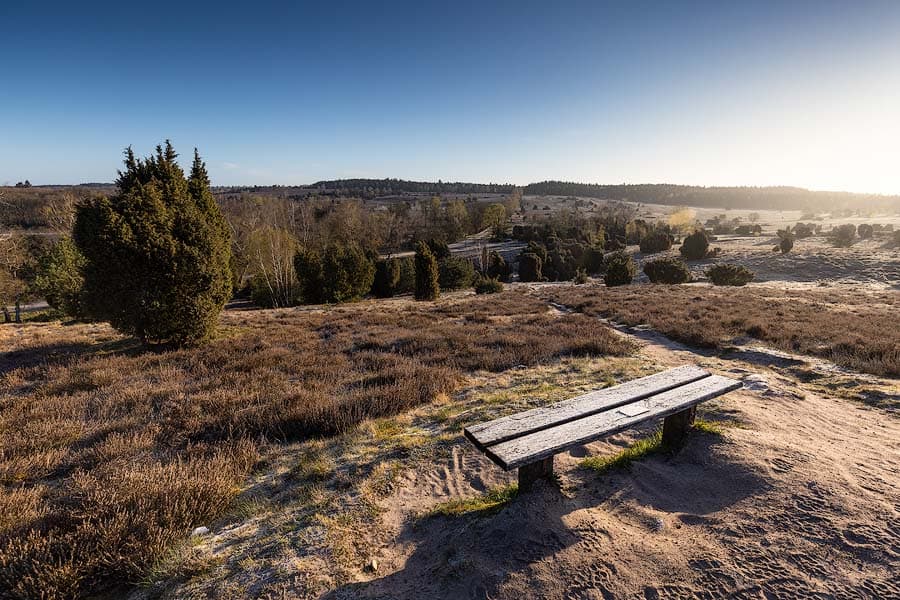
[331,322,900,600]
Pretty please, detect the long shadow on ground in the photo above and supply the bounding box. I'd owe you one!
[0,336,143,374]
[329,432,769,600]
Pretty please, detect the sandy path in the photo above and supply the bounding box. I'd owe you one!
[332,323,900,599]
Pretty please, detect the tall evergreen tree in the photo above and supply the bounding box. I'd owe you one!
[73,142,232,346]
[414,241,440,301]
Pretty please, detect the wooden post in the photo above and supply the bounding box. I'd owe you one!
[662,405,696,449]
[518,456,554,492]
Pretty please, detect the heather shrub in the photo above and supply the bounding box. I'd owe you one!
[643,257,691,283]
[604,251,635,286]
[639,231,672,254]
[473,275,504,294]
[438,256,475,290]
[679,230,710,260]
[518,252,544,282]
[706,263,754,286]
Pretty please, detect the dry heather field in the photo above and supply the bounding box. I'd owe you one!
[1,286,898,599]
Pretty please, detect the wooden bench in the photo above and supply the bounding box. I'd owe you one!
[464,366,742,491]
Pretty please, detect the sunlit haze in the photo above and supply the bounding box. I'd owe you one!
[2,1,899,194]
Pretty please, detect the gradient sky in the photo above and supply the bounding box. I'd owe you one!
[2,1,899,193]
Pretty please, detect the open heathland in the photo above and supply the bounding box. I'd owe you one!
[539,283,900,377]
[0,291,632,599]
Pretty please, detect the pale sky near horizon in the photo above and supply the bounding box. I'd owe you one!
[2,1,899,194]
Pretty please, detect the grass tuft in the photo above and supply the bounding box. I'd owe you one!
[692,418,725,435]
[427,483,519,517]
[580,430,665,473]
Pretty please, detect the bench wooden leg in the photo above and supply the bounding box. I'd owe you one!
[662,405,696,449]
[518,456,554,492]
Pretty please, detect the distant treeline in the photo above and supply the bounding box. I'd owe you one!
[311,178,516,195]
[523,182,900,213]
[0,186,112,229]
[6,178,900,230]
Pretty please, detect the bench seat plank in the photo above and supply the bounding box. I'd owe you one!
[465,365,710,449]
[483,375,742,470]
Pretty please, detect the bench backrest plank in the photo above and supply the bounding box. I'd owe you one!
[484,374,742,470]
[465,365,710,450]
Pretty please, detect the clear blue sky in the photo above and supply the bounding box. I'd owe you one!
[2,1,899,193]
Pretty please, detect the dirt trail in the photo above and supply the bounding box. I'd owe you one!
[333,323,900,599]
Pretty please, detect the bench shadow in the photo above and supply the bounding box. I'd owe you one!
[328,431,769,599]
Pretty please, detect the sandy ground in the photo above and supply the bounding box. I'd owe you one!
[321,320,899,599]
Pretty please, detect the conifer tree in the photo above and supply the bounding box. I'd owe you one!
[73,142,232,346]
[414,241,440,300]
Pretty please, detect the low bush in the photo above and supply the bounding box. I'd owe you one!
[734,224,762,236]
[518,252,544,282]
[293,244,375,304]
[830,224,856,247]
[581,245,605,274]
[604,251,635,287]
[473,275,504,294]
[706,264,754,286]
[639,231,672,254]
[643,257,691,284]
[679,230,710,260]
[605,238,626,251]
[546,247,577,281]
[486,251,511,282]
[572,268,589,284]
[857,224,874,239]
[321,244,376,303]
[792,223,816,238]
[438,257,475,290]
[777,229,795,254]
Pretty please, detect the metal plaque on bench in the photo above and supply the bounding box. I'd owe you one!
[617,403,651,418]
